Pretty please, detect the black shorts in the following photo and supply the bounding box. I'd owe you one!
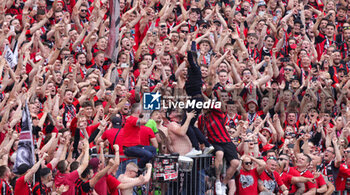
[212,142,239,164]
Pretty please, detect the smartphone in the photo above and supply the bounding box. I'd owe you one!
[121,63,129,68]
[10,26,14,31]
[258,11,265,17]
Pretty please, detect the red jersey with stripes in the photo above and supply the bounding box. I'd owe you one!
[0,179,13,195]
[33,182,50,195]
[198,108,231,143]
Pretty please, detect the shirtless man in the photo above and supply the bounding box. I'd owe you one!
[167,110,196,155]
[118,162,152,195]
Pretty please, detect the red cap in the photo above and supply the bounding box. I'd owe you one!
[57,0,65,6]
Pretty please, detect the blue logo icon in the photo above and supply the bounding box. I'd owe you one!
[143,92,161,110]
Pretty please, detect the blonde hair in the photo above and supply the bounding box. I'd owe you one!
[126,162,138,171]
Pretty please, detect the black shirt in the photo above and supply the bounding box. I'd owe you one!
[185,43,203,97]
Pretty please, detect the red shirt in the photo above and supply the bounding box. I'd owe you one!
[54,170,79,195]
[106,174,121,195]
[236,168,259,194]
[280,173,293,192]
[258,170,284,193]
[315,173,326,194]
[139,126,156,146]
[291,167,316,192]
[101,127,125,156]
[14,176,30,195]
[336,163,350,191]
[122,116,141,147]
[281,167,300,193]
[94,174,108,195]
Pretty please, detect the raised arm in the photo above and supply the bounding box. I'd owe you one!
[89,160,115,187]
[76,139,90,176]
[109,145,121,175]
[251,156,266,175]
[24,153,48,182]
[172,111,195,136]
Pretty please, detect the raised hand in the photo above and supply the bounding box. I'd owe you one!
[186,110,196,119]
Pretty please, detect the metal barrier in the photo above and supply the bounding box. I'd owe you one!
[160,154,215,195]
[91,154,215,195]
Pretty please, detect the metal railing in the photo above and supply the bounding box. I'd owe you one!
[160,154,214,195]
[91,154,215,195]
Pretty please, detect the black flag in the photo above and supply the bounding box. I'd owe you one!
[13,101,35,174]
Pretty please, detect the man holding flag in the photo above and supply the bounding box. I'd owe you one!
[13,101,40,194]
[13,101,36,174]
[14,153,48,194]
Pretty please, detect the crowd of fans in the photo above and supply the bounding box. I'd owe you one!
[1,0,350,194]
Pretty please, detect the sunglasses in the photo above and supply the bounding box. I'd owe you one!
[344,26,350,30]
[285,68,293,71]
[160,25,166,28]
[181,30,189,33]
[345,150,350,153]
[268,156,277,161]
[81,9,88,12]
[244,162,253,165]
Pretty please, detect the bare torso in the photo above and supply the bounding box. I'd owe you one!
[158,125,169,137]
[117,174,135,195]
[167,122,192,155]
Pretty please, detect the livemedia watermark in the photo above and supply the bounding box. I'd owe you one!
[143,92,221,110]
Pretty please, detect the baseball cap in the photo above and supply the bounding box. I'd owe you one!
[110,116,123,129]
[260,127,272,134]
[246,98,258,107]
[198,20,209,26]
[258,1,267,7]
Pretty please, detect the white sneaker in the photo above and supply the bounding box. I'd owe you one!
[203,145,215,154]
[186,148,202,156]
[215,180,222,195]
[221,183,227,195]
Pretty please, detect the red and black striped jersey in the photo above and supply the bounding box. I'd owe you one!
[198,108,232,143]
[33,182,50,195]
[0,179,13,195]
[75,178,93,195]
